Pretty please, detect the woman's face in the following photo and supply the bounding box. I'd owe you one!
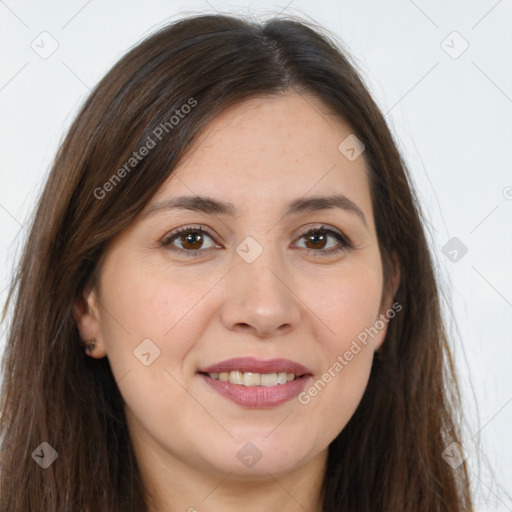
[76,93,396,484]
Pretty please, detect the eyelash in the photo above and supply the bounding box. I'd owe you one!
[160,224,354,259]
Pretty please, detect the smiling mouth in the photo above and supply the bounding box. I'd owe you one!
[197,356,313,407]
[197,370,313,409]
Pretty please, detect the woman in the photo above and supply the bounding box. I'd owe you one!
[0,13,473,511]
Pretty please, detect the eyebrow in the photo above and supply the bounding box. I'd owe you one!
[142,194,367,227]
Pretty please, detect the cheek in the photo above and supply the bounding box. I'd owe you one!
[96,255,211,400]
[299,311,377,443]
[310,254,384,350]
[295,256,382,437]
[96,264,212,449]
[304,352,374,443]
[99,253,210,349]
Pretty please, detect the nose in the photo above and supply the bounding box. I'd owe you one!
[219,247,302,339]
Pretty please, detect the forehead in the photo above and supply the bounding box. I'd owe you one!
[150,93,372,219]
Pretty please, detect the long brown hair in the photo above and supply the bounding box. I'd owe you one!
[0,13,473,511]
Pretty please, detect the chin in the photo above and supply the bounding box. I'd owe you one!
[199,434,315,479]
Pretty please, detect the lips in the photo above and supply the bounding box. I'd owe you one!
[197,356,312,376]
[197,357,313,408]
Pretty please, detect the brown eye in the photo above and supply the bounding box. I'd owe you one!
[304,230,328,250]
[178,230,204,250]
[294,226,353,256]
[161,225,219,256]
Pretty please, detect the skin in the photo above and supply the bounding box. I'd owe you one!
[74,92,399,512]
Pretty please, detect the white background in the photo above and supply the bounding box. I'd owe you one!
[1,1,511,510]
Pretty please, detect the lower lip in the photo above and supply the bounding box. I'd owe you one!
[198,373,312,409]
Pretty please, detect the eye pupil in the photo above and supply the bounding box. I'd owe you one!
[305,231,327,250]
[182,231,203,250]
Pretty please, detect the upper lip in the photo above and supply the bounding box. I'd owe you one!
[198,357,312,376]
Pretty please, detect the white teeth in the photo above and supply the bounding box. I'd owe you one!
[276,372,288,384]
[230,371,244,385]
[243,372,261,386]
[260,372,288,386]
[260,372,277,386]
[206,370,298,386]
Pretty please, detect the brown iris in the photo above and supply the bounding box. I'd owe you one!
[180,231,204,250]
[303,230,328,250]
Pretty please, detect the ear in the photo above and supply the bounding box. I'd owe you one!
[72,286,107,358]
[374,252,401,352]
